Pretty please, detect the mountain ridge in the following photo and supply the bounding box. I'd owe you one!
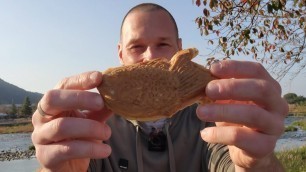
[0,78,43,104]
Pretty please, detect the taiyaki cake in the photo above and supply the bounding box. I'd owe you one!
[97,48,216,121]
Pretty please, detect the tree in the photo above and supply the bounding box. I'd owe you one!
[283,92,306,104]
[20,96,32,117]
[283,93,298,104]
[295,95,306,104]
[193,0,306,80]
[9,103,18,118]
[9,103,17,115]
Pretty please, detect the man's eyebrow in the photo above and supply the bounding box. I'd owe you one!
[126,37,172,45]
[127,38,140,43]
[158,37,172,41]
[125,38,141,46]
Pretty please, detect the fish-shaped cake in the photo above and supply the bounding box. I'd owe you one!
[97,48,216,121]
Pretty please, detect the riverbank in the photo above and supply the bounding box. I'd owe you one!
[0,116,305,161]
[0,118,33,134]
[0,149,35,161]
[0,114,305,168]
[0,133,35,161]
[0,133,39,171]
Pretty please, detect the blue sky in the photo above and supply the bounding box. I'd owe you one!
[0,0,305,97]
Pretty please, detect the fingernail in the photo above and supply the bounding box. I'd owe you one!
[198,106,209,114]
[210,61,222,71]
[90,71,99,81]
[94,95,103,109]
[104,145,112,156]
[103,124,112,140]
[197,106,209,120]
[206,81,219,96]
[200,129,208,139]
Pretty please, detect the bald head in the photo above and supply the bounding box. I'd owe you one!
[120,3,179,40]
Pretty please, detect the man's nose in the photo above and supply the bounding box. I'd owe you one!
[143,47,159,61]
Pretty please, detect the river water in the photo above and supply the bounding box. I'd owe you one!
[0,133,39,172]
[275,116,306,151]
[0,133,33,151]
[0,116,305,172]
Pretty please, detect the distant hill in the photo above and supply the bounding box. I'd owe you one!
[0,78,43,104]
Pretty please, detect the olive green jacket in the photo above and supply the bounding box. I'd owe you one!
[88,104,234,172]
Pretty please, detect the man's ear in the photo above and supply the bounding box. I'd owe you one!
[118,43,124,65]
[178,38,182,50]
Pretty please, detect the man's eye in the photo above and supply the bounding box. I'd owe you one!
[129,45,144,54]
[159,43,169,47]
[131,45,142,49]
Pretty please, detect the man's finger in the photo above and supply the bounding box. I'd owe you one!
[55,71,102,90]
[210,60,270,79]
[36,140,111,169]
[32,118,111,145]
[210,60,281,95]
[197,104,284,135]
[206,78,288,114]
[200,126,277,158]
[83,108,114,122]
[38,90,104,118]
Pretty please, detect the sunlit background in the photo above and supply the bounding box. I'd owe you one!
[0,0,305,96]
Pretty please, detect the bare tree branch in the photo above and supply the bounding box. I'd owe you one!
[194,0,306,81]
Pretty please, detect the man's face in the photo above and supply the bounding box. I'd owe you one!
[118,10,182,65]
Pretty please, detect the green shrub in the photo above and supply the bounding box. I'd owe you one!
[28,145,35,151]
[292,119,306,130]
[285,125,298,132]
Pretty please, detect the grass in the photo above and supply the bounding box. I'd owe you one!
[285,125,298,132]
[292,119,306,130]
[276,146,306,172]
[285,119,306,132]
[0,122,33,134]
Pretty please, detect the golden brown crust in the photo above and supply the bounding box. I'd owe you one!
[97,48,216,121]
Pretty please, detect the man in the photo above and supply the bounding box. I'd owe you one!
[32,3,288,172]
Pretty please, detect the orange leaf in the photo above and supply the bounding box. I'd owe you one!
[216,30,220,37]
[196,0,201,7]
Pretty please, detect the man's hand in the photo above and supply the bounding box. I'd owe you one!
[196,60,288,171]
[31,71,113,172]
